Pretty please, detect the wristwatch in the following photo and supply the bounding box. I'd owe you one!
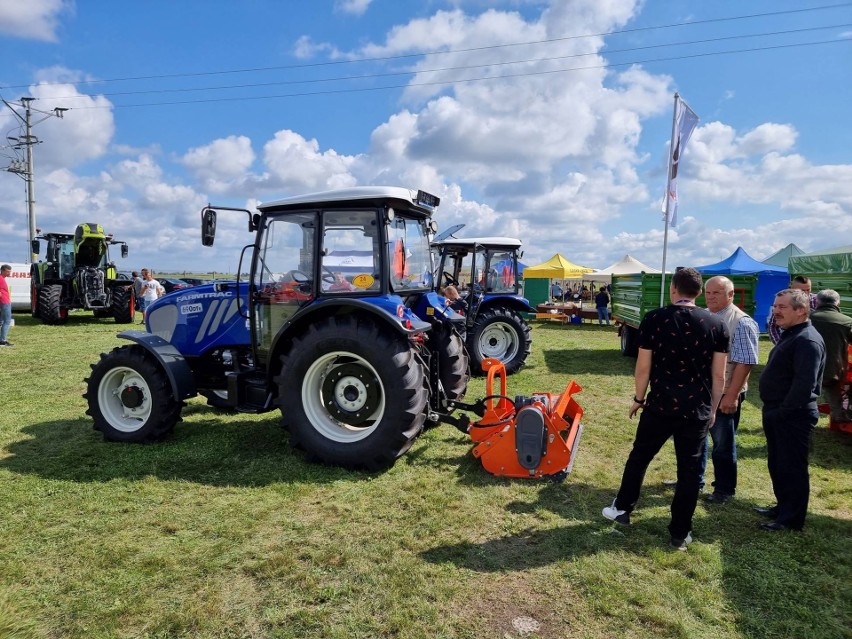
[633,396,645,405]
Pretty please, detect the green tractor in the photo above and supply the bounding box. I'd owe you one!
[30,222,134,324]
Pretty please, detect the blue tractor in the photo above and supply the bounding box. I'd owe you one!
[433,234,533,374]
[84,187,469,470]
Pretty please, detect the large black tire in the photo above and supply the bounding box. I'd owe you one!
[111,286,135,323]
[437,329,470,403]
[467,306,531,375]
[30,279,40,318]
[620,325,638,357]
[39,283,67,325]
[277,315,428,471]
[84,345,183,442]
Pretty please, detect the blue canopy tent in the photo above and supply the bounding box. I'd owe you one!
[696,246,788,332]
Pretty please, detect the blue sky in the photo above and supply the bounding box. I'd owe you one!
[1,0,850,274]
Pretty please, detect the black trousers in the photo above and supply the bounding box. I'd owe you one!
[762,405,818,530]
[615,408,709,539]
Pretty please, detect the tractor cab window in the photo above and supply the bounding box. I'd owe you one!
[253,213,316,355]
[58,239,75,278]
[320,210,380,293]
[487,249,517,293]
[387,216,432,293]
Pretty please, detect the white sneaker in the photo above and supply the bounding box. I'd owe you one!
[602,499,631,525]
[669,532,693,551]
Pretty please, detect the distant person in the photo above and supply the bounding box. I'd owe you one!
[0,264,13,347]
[329,272,355,291]
[442,284,467,313]
[595,287,611,325]
[767,276,817,344]
[138,268,165,321]
[810,289,852,423]
[757,288,825,531]
[701,276,760,504]
[132,271,144,311]
[550,281,563,301]
[602,268,728,550]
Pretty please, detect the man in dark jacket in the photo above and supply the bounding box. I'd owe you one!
[810,289,852,422]
[757,288,825,531]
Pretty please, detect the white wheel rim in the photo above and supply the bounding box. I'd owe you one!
[97,366,152,433]
[478,321,519,361]
[302,351,385,443]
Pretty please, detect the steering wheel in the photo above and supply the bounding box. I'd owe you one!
[321,266,336,284]
[443,271,459,286]
[288,270,310,283]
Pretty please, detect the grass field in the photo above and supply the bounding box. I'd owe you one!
[0,312,850,639]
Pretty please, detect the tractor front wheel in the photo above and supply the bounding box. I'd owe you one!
[111,286,135,323]
[277,315,428,471]
[84,345,182,442]
[39,283,67,325]
[468,307,531,375]
[30,280,40,318]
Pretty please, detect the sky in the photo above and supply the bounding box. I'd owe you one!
[0,0,850,275]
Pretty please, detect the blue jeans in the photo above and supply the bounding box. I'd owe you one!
[596,306,610,324]
[0,303,10,342]
[698,391,743,495]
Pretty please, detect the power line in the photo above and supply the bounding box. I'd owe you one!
[67,38,850,109]
[2,2,849,90]
[41,22,852,100]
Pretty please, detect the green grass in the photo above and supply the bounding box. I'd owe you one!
[0,314,850,639]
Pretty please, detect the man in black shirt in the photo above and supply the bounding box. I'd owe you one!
[756,288,825,531]
[603,268,729,550]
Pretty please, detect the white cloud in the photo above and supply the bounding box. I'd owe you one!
[182,135,256,194]
[0,0,70,42]
[261,130,358,192]
[334,0,372,16]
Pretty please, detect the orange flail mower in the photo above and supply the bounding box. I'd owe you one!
[449,358,584,480]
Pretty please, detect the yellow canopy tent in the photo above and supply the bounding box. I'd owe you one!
[523,253,595,279]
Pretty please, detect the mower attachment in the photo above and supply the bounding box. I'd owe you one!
[466,358,583,480]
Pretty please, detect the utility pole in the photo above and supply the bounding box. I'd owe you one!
[2,97,69,263]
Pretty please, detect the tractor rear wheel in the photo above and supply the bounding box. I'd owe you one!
[111,286,135,323]
[39,284,68,325]
[85,345,182,442]
[467,307,531,375]
[438,329,469,402]
[277,315,428,471]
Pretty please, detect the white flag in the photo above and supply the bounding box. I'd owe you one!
[662,96,699,227]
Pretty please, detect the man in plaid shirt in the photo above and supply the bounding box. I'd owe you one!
[767,276,818,344]
[702,276,760,503]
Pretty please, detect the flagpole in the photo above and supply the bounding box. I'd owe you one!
[660,92,679,307]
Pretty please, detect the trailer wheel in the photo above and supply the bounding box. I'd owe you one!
[468,307,531,375]
[438,329,469,403]
[84,345,182,442]
[39,283,67,325]
[277,315,428,471]
[620,325,638,357]
[111,286,135,323]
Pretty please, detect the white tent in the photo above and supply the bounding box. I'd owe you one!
[585,254,660,283]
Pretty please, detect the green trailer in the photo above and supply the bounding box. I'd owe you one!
[789,246,852,316]
[611,272,757,356]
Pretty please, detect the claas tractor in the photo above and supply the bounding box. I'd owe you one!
[84,187,472,471]
[30,222,134,324]
[432,230,533,374]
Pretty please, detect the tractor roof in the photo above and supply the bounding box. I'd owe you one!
[432,237,523,250]
[260,186,439,217]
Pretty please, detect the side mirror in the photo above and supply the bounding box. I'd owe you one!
[31,239,40,256]
[121,244,129,258]
[250,213,260,232]
[202,208,217,246]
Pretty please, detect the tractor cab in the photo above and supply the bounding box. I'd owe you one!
[432,234,534,374]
